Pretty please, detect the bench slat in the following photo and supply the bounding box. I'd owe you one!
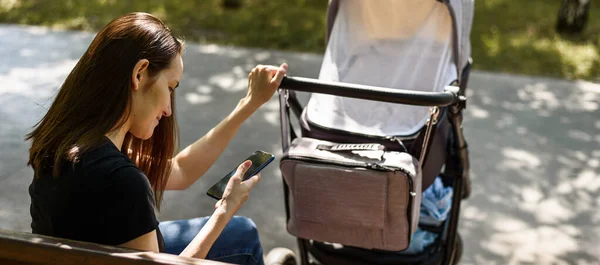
[0,229,230,265]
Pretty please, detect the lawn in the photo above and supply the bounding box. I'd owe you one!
[1,0,598,81]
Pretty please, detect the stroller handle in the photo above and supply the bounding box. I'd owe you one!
[279,76,459,107]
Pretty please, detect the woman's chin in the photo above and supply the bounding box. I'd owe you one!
[143,130,155,140]
[130,129,154,140]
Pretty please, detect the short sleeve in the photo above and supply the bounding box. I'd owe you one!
[102,166,159,245]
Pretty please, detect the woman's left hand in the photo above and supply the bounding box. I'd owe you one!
[245,63,288,108]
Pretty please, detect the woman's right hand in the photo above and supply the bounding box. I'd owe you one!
[215,160,261,218]
[244,63,288,109]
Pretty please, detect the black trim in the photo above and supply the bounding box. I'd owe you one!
[305,117,411,152]
[459,59,472,96]
[309,234,445,265]
[280,76,459,107]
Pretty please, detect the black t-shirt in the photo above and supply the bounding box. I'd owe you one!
[29,137,165,251]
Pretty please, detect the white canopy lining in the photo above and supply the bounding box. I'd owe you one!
[305,0,473,136]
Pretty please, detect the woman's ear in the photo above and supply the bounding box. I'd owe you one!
[131,59,150,91]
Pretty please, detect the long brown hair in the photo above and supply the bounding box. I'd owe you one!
[26,12,183,208]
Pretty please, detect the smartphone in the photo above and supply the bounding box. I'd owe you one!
[206,150,275,200]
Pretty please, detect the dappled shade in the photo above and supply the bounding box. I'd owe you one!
[0,20,598,264]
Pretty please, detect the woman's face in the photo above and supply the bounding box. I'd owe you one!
[129,54,183,139]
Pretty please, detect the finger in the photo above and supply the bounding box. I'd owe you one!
[270,63,288,84]
[251,67,259,76]
[255,173,261,183]
[265,65,280,75]
[228,174,242,186]
[227,161,251,187]
[242,174,261,190]
[266,63,288,75]
[215,199,223,209]
[234,160,252,178]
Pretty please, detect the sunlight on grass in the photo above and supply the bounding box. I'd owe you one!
[0,0,15,10]
[0,0,598,81]
[481,27,501,57]
[472,0,600,81]
[556,40,599,79]
[482,0,505,9]
[506,33,600,80]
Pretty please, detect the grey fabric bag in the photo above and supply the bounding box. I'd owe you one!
[280,137,422,251]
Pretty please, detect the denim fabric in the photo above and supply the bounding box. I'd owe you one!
[159,216,264,265]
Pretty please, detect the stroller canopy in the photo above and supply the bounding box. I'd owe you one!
[306,0,473,136]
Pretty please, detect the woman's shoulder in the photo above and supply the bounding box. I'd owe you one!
[76,138,149,189]
[79,138,132,170]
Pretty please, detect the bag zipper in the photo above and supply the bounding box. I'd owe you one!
[283,154,397,172]
[367,162,417,250]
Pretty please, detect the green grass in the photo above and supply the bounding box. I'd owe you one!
[1,0,599,81]
[473,0,600,81]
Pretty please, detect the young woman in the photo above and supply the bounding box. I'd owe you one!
[26,12,288,265]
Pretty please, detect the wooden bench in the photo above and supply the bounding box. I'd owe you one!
[0,229,231,265]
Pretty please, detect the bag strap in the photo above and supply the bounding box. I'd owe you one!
[419,107,440,168]
[279,89,303,152]
[279,90,293,152]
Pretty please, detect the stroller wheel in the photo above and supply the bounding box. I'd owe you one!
[265,247,298,265]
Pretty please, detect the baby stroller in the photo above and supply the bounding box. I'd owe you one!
[277,1,474,265]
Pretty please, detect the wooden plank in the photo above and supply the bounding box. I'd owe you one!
[0,229,230,265]
[0,258,33,265]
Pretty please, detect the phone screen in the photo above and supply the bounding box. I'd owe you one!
[206,150,275,200]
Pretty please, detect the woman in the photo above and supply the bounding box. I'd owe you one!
[26,12,288,265]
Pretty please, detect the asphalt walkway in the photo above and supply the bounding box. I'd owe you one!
[1,24,599,264]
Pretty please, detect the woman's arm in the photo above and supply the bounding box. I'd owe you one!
[180,160,259,259]
[118,230,160,252]
[120,161,259,259]
[165,98,256,190]
[165,64,287,191]
[178,203,232,258]
[118,209,233,258]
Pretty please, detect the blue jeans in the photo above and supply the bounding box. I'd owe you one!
[159,216,264,265]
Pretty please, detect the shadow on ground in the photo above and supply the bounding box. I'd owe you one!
[0,25,598,264]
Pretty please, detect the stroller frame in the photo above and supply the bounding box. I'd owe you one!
[277,1,472,264]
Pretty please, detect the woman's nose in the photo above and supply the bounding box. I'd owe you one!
[163,104,172,117]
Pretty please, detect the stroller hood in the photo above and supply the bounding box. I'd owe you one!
[306,0,473,136]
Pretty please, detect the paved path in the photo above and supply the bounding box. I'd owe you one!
[1,24,599,264]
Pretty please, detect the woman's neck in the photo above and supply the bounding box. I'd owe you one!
[105,125,129,150]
